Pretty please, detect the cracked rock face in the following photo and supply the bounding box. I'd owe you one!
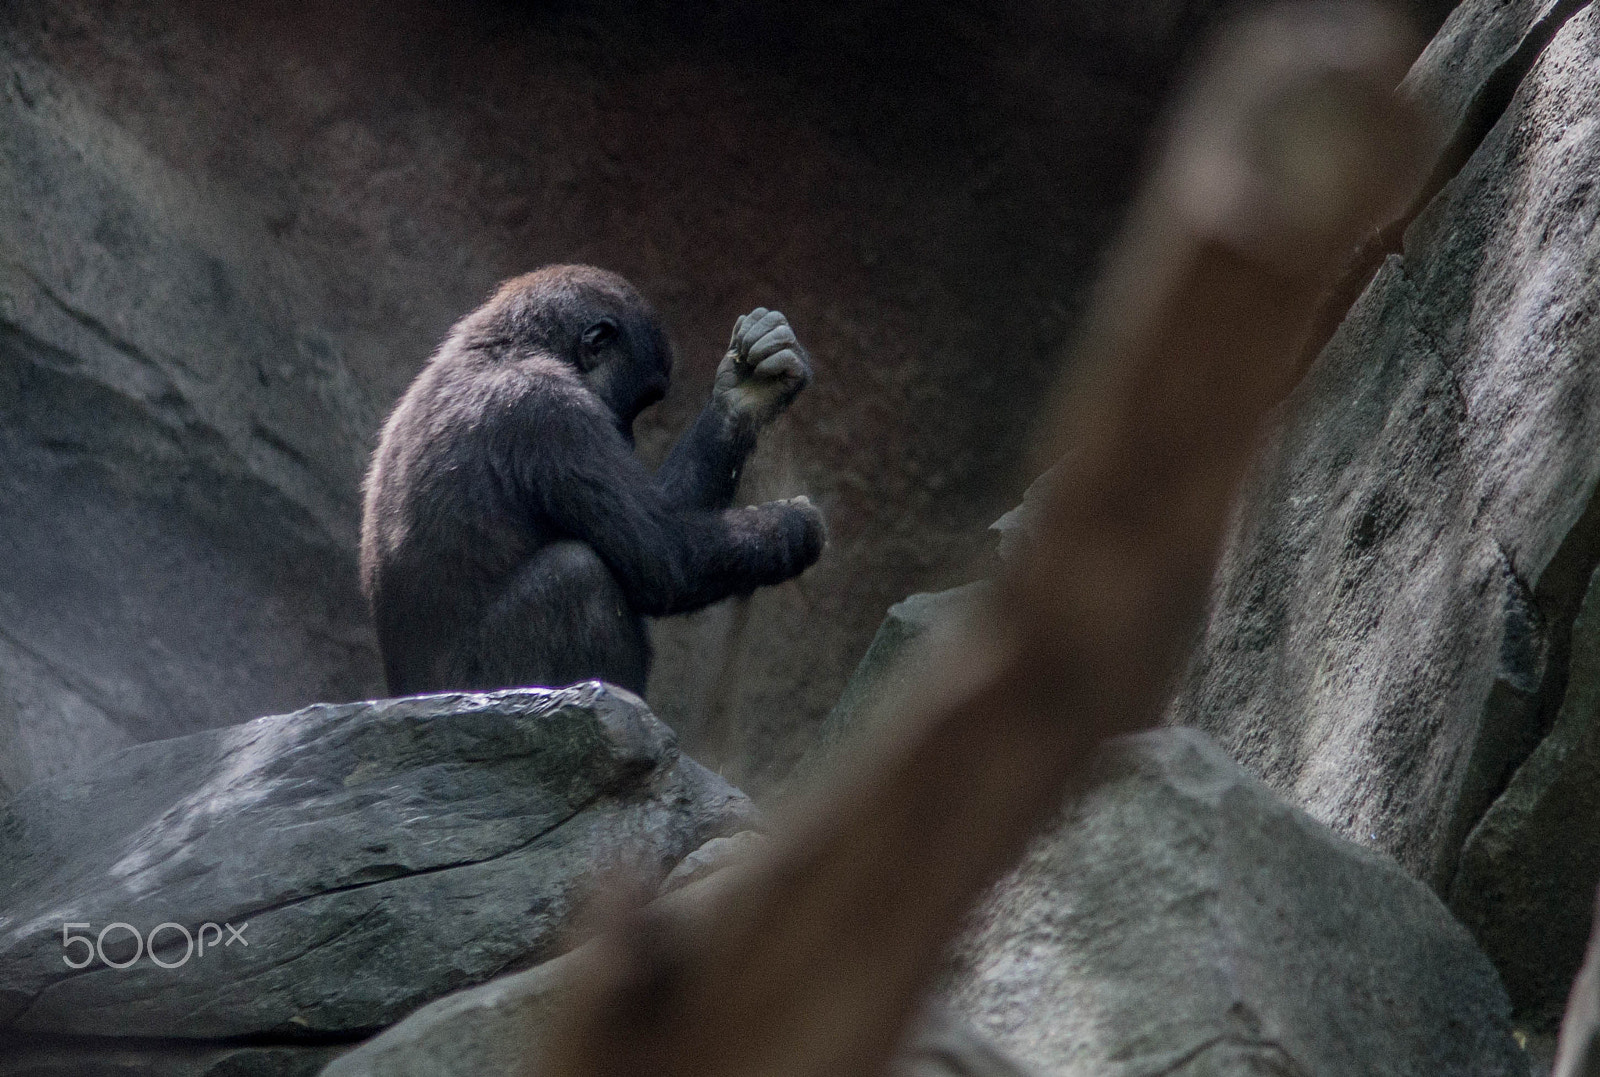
[0,684,754,1042]
[1166,0,1600,1029]
[944,729,1526,1077]
[1435,2,1600,1032]
[1453,553,1600,1031]
[791,582,988,791]
[0,38,385,802]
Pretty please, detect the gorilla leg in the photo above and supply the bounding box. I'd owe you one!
[472,541,651,694]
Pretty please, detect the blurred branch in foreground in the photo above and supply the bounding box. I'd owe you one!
[537,5,1428,1076]
[1555,889,1600,1076]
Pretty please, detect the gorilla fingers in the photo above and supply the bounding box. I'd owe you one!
[749,495,827,583]
[714,308,813,428]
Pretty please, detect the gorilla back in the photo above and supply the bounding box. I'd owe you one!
[360,265,824,697]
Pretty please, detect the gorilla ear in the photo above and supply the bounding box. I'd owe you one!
[578,319,619,371]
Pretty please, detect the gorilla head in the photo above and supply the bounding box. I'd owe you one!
[461,265,673,440]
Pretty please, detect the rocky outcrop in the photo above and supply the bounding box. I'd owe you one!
[0,39,384,802]
[786,580,1525,1076]
[1163,0,1600,1032]
[319,875,1036,1077]
[1452,558,1600,1032]
[0,684,752,1069]
[944,728,1528,1077]
[793,582,988,788]
[320,720,1527,1077]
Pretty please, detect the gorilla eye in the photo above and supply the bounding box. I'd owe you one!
[581,320,618,351]
[576,320,620,372]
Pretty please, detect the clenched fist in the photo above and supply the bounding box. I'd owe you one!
[713,308,813,427]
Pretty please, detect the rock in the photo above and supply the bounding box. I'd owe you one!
[318,946,580,1077]
[1452,556,1600,1030]
[889,1008,1040,1077]
[0,1041,342,1077]
[0,683,754,1043]
[1168,0,1600,930]
[794,582,989,787]
[314,730,1519,1077]
[0,42,385,803]
[1399,0,1588,146]
[943,728,1527,1077]
[988,467,1059,563]
[319,888,1033,1077]
[657,831,770,896]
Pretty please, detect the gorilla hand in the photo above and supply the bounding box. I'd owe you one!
[714,308,813,427]
[751,494,827,574]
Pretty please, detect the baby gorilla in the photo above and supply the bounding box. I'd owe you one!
[360,265,824,697]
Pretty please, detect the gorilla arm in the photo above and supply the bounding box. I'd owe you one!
[655,309,812,511]
[517,378,823,617]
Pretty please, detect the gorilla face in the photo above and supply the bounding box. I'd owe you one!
[577,312,672,441]
[462,265,676,441]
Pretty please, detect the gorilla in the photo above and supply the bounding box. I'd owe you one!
[360,264,825,698]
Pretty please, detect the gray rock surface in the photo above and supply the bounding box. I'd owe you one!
[318,946,579,1077]
[0,1041,343,1077]
[988,467,1057,564]
[319,899,1034,1077]
[1453,555,1600,1030]
[0,40,384,803]
[944,728,1528,1077]
[1169,0,1600,968]
[890,1008,1041,1077]
[1438,11,1600,1030]
[657,830,771,896]
[794,582,988,788]
[0,683,753,1042]
[1399,0,1588,143]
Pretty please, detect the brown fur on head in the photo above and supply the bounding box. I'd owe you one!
[451,265,675,433]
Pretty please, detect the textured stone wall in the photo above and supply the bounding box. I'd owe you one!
[1169,0,1600,1033]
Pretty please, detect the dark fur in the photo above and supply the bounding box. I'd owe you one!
[360,265,822,696]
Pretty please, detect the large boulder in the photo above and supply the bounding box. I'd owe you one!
[944,728,1528,1077]
[0,684,753,1059]
[318,879,1035,1077]
[1165,0,1600,1032]
[762,584,1526,1077]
